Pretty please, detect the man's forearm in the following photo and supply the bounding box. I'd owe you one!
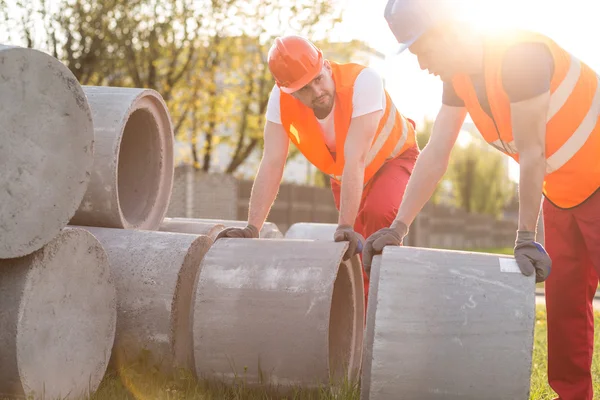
[517,155,545,232]
[247,160,284,230]
[393,147,448,227]
[509,91,550,234]
[337,161,365,227]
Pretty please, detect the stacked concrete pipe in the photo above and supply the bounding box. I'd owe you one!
[0,228,116,399]
[193,238,365,389]
[361,247,536,400]
[159,218,226,240]
[69,86,174,230]
[0,44,94,259]
[168,217,283,238]
[284,222,338,240]
[78,226,213,374]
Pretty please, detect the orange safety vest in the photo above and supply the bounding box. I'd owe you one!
[452,30,600,209]
[279,61,417,187]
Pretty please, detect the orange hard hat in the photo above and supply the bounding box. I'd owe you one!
[267,35,323,94]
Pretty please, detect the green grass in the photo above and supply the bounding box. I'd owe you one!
[89,307,600,400]
[4,306,597,400]
[530,307,600,399]
[87,366,359,400]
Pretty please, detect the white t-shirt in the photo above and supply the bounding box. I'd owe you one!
[265,67,385,152]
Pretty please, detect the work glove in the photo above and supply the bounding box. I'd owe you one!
[333,225,365,261]
[215,224,259,240]
[514,230,551,283]
[363,221,408,277]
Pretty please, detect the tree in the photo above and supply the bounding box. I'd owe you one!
[3,0,348,175]
[414,117,445,204]
[448,139,515,218]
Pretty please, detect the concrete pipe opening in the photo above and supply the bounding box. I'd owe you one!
[70,87,174,230]
[117,108,162,227]
[328,259,355,383]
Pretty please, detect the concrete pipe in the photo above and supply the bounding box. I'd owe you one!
[69,86,174,230]
[0,44,94,259]
[284,222,338,240]
[169,217,283,238]
[79,226,213,373]
[193,238,365,389]
[159,218,225,240]
[361,247,536,400]
[0,228,116,399]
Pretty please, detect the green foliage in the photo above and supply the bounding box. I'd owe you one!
[448,140,516,218]
[4,0,355,174]
[414,117,515,217]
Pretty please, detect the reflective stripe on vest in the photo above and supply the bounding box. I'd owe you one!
[327,102,409,185]
[488,54,600,174]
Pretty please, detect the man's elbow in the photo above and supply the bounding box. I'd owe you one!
[519,145,546,171]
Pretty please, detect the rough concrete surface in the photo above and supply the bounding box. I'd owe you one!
[0,44,94,259]
[69,86,174,230]
[159,218,225,240]
[284,222,338,240]
[193,238,364,389]
[361,247,536,400]
[170,217,283,238]
[79,226,213,373]
[0,228,116,399]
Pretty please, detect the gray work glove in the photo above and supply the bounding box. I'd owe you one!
[363,220,408,277]
[333,225,365,261]
[215,224,259,240]
[514,230,551,283]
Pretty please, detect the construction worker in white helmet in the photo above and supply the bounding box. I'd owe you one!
[365,1,600,399]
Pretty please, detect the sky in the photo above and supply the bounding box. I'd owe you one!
[329,0,600,181]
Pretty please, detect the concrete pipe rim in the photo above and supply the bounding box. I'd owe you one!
[327,251,363,386]
[114,90,174,230]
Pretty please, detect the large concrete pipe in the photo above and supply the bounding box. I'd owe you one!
[284,222,338,240]
[193,238,365,389]
[79,226,213,373]
[361,247,536,400]
[169,217,283,238]
[0,228,116,399]
[159,218,225,240]
[69,86,174,230]
[0,44,94,259]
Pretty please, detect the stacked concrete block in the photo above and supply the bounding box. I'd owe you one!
[0,228,116,400]
[78,227,213,373]
[193,238,365,389]
[0,44,94,259]
[69,86,174,230]
[159,218,226,240]
[361,247,536,400]
[168,217,283,238]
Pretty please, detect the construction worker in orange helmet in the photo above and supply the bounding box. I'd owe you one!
[363,0,600,399]
[216,35,421,307]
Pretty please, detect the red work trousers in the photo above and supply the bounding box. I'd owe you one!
[330,144,419,308]
[543,189,600,400]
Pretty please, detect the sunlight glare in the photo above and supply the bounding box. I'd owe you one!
[457,0,545,33]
